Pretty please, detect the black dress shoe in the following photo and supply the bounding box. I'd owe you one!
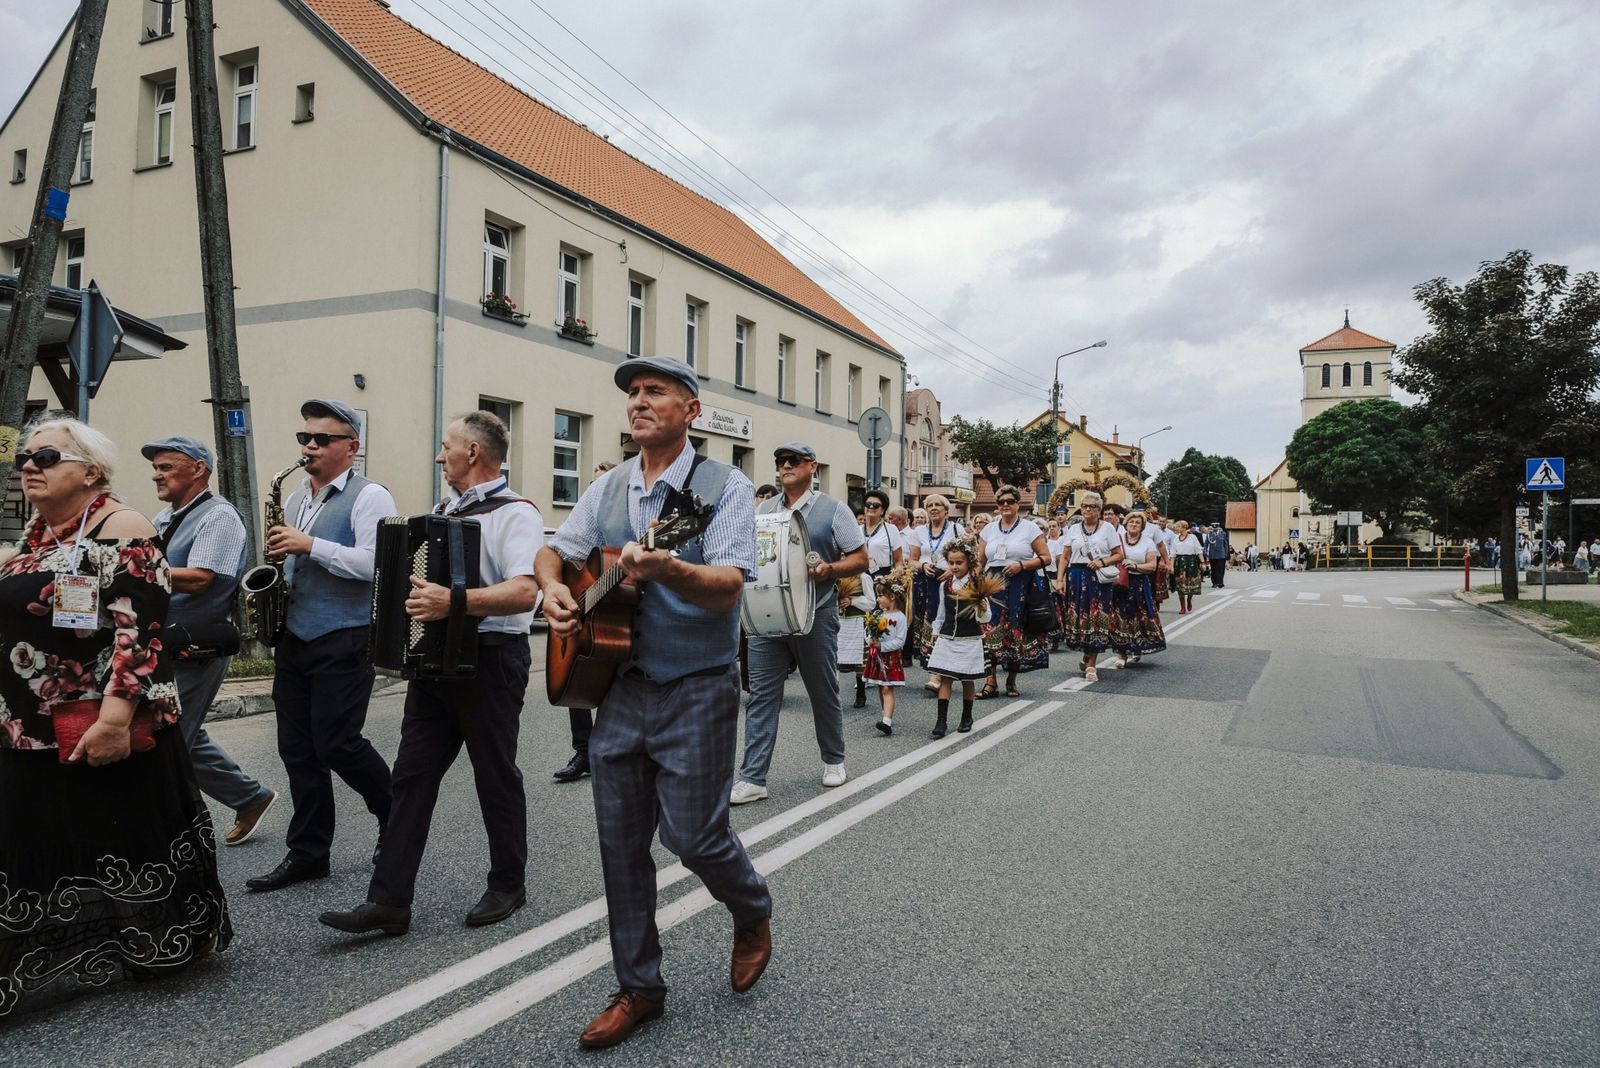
[319,901,411,936]
[246,855,330,892]
[466,888,526,927]
[553,752,590,783]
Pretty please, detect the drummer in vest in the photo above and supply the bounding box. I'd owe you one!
[145,435,277,846]
[246,398,398,893]
[320,410,543,936]
[731,442,869,805]
[535,356,772,1049]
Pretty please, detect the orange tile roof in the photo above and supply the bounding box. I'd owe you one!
[1301,324,1394,352]
[298,0,894,354]
[1225,501,1257,530]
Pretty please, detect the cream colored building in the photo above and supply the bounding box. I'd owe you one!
[1256,318,1395,548]
[0,0,902,529]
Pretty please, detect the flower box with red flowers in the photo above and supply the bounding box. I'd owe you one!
[481,293,527,323]
[557,315,595,342]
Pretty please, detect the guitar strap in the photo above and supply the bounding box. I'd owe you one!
[659,452,711,526]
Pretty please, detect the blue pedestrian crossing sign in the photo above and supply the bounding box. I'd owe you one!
[1525,457,1565,491]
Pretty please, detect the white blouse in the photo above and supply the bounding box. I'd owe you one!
[911,520,964,570]
[980,517,1042,568]
[1063,520,1121,565]
[1045,536,1065,572]
[1171,534,1203,556]
[861,521,903,571]
[1122,531,1160,568]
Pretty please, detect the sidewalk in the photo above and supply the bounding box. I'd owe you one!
[1454,582,1600,663]
[207,630,551,721]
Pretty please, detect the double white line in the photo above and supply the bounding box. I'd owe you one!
[240,697,1065,1067]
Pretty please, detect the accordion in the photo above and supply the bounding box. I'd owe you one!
[370,515,482,679]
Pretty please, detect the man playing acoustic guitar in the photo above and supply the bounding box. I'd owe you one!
[535,356,772,1051]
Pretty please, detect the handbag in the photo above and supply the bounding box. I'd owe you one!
[1023,573,1056,635]
[51,699,158,765]
[168,620,242,661]
[1115,563,1130,589]
[1095,565,1120,584]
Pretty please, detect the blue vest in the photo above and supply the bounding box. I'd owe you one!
[595,456,736,684]
[283,473,375,640]
[161,494,247,631]
[758,491,846,612]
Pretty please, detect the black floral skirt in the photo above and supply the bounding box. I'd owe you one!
[0,727,232,1018]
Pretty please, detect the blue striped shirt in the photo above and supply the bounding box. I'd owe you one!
[550,439,757,580]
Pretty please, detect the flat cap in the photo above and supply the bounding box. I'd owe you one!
[300,398,362,435]
[613,355,699,396]
[772,441,817,461]
[140,435,213,468]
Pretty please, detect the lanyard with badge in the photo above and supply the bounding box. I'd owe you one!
[48,497,101,629]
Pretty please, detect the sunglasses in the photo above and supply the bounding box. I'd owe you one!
[296,432,357,447]
[775,454,809,467]
[16,447,89,470]
[864,502,884,510]
[997,498,1018,506]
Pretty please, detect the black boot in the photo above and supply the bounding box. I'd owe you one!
[853,676,867,709]
[932,699,949,738]
[957,699,974,733]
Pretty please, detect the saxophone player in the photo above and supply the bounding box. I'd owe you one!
[246,399,398,893]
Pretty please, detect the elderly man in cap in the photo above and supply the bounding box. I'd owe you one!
[246,399,398,893]
[732,440,868,804]
[536,356,772,1049]
[146,435,277,845]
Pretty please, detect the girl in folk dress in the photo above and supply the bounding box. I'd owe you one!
[909,494,964,683]
[865,587,909,736]
[1170,519,1204,614]
[1112,511,1168,665]
[852,488,904,709]
[926,543,993,738]
[1058,491,1125,682]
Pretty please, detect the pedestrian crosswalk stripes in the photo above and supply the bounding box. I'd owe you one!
[1386,596,1415,605]
[1231,585,1470,614]
[1251,589,1280,599]
[1343,594,1368,603]
[1296,591,1320,600]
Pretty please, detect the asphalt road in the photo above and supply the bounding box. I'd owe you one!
[5,567,1598,1067]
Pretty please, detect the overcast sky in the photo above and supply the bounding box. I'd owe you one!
[5,0,1598,479]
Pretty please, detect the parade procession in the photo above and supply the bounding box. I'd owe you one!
[3,1,1600,1066]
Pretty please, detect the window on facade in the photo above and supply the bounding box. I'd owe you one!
[8,245,24,273]
[10,149,24,184]
[553,411,584,506]
[847,364,862,420]
[143,0,174,38]
[627,279,646,357]
[1056,443,1072,466]
[1320,362,1331,389]
[558,249,583,323]
[233,62,258,149]
[732,445,753,477]
[878,376,892,412]
[684,300,703,372]
[777,336,792,402]
[155,81,177,164]
[74,97,95,183]
[483,222,510,300]
[814,462,828,493]
[734,320,750,387]
[65,234,85,290]
[1363,361,1373,386]
[815,351,830,412]
[478,396,517,484]
[294,83,315,123]
[1341,362,1352,387]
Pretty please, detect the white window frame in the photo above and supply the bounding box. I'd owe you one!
[10,149,24,184]
[814,352,827,411]
[65,235,85,291]
[558,250,582,323]
[684,301,700,372]
[627,280,645,357]
[75,102,94,183]
[847,365,861,420]
[777,337,790,402]
[734,321,748,387]
[553,411,583,506]
[1056,443,1071,466]
[483,222,510,299]
[878,376,891,412]
[233,62,257,150]
[145,0,174,37]
[155,81,177,164]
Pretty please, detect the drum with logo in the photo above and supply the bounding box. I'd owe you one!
[741,511,817,637]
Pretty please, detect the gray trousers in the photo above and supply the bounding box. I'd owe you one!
[175,657,272,812]
[592,665,771,996]
[739,608,844,786]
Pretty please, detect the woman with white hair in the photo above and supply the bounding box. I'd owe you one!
[0,417,231,1016]
[1058,491,1124,682]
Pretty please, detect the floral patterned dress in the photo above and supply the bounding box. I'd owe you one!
[0,502,231,1017]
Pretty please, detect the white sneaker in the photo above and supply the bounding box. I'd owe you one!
[730,780,768,805]
[821,763,848,788]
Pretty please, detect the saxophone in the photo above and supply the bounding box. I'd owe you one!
[239,456,309,647]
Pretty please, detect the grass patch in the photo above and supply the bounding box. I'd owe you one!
[1512,600,1600,639]
[227,656,276,679]
[1477,584,1501,594]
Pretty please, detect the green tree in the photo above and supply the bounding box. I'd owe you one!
[1285,399,1427,539]
[946,416,1057,495]
[1392,250,1600,600]
[1149,447,1253,526]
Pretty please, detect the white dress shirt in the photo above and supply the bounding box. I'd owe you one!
[292,467,397,582]
[440,477,545,634]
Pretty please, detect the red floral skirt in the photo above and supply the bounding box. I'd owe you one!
[863,647,905,686]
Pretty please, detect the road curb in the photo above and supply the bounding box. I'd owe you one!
[1452,590,1600,664]
[207,675,404,722]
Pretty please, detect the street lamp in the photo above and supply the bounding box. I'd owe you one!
[1051,340,1108,479]
[1134,425,1171,479]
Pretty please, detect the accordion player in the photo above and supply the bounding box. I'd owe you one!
[369,514,483,679]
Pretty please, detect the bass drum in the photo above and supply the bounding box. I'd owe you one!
[741,511,816,637]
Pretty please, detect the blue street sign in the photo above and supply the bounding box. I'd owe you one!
[225,409,248,437]
[1525,457,1565,491]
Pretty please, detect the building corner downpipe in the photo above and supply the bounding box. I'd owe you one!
[432,137,450,501]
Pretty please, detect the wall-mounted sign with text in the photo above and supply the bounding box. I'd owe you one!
[692,404,752,440]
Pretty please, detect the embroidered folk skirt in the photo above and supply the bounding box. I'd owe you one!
[1172,555,1204,597]
[911,570,942,665]
[0,727,232,1018]
[926,634,987,680]
[1113,573,1167,656]
[863,647,905,686]
[981,571,1050,674]
[1064,565,1117,652]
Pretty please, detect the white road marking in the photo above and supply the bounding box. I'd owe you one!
[1396,607,1436,612]
[1343,604,1379,608]
[1295,592,1320,601]
[1343,595,1368,604]
[1386,597,1415,606]
[1251,589,1280,598]
[353,701,1072,1067]
[1430,599,1459,608]
[1292,602,1332,607]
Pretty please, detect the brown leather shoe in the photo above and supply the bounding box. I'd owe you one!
[731,917,772,992]
[578,990,664,1050]
[226,790,278,846]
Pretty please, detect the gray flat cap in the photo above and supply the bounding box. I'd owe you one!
[301,398,362,435]
[140,435,213,468]
[773,441,817,461]
[613,356,699,396]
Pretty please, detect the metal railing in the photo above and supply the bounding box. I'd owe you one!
[1305,544,1472,569]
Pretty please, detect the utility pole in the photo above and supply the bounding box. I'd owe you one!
[185,0,261,565]
[0,0,110,480]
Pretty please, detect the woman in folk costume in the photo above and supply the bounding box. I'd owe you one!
[1169,519,1204,614]
[908,494,964,684]
[1044,517,1066,652]
[1058,491,1125,682]
[925,541,998,737]
[975,485,1051,698]
[1111,511,1168,666]
[849,489,904,709]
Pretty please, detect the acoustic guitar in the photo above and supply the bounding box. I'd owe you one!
[546,499,715,708]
